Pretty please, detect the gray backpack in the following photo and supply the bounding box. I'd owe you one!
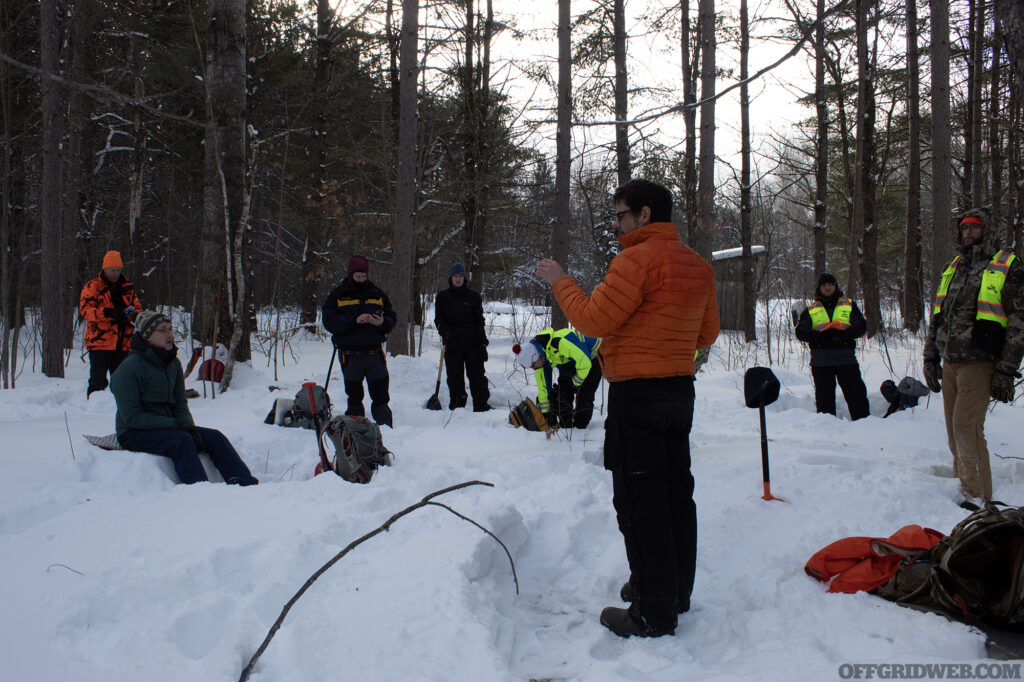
[875,503,1024,630]
[322,415,393,483]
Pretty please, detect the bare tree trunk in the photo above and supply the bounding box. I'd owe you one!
[990,21,1003,218]
[693,0,715,262]
[300,0,334,328]
[613,0,629,185]
[1009,78,1021,251]
[461,0,479,278]
[903,0,924,332]
[551,0,571,329]
[681,1,699,243]
[40,0,66,377]
[390,0,418,356]
[969,0,985,206]
[200,0,248,358]
[739,0,755,342]
[860,25,880,338]
[813,0,827,276]
[995,0,1024,93]
[931,0,954,282]
[848,0,867,300]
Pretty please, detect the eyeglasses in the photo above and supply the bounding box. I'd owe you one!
[614,209,633,221]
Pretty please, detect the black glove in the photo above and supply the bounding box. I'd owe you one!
[103,307,129,323]
[482,346,488,362]
[178,424,204,452]
[991,370,1016,403]
[923,360,942,393]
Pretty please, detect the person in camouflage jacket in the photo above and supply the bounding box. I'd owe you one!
[924,207,1024,505]
[79,250,142,397]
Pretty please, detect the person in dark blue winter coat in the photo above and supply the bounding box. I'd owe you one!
[110,311,258,485]
[321,255,397,427]
[434,263,491,411]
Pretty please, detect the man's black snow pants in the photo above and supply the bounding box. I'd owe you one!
[444,343,489,410]
[553,361,603,428]
[811,363,869,420]
[340,347,393,427]
[605,375,696,633]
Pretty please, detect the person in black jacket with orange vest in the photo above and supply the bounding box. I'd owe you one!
[322,255,396,427]
[434,263,491,411]
[794,272,870,420]
[79,250,143,397]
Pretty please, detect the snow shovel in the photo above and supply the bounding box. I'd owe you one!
[304,381,333,476]
[425,345,446,410]
[743,366,787,503]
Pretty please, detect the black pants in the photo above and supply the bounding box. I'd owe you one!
[88,349,128,396]
[553,362,603,428]
[812,363,870,420]
[605,376,696,632]
[341,348,393,427]
[444,344,489,409]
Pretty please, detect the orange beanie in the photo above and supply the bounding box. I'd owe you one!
[102,251,123,269]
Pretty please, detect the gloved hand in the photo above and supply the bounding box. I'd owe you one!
[177,424,204,452]
[103,307,129,323]
[482,347,488,362]
[923,360,942,393]
[991,370,1016,403]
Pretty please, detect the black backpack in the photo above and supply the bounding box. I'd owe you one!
[875,504,1024,630]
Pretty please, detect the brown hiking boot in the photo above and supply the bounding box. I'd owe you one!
[620,580,690,613]
[600,606,675,638]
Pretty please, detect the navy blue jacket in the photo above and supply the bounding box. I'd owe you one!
[322,277,396,350]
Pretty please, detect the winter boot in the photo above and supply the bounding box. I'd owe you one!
[449,394,468,410]
[600,606,675,638]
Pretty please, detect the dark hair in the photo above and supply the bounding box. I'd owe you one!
[612,180,673,223]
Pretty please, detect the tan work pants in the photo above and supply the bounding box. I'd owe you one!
[942,360,995,500]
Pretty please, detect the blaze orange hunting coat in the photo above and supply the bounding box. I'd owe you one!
[79,272,142,351]
[552,221,720,381]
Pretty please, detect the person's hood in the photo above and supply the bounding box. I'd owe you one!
[956,206,1003,256]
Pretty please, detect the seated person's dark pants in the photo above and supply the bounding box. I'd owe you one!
[119,427,256,485]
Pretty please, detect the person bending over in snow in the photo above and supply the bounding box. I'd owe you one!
[513,327,602,429]
[110,311,258,486]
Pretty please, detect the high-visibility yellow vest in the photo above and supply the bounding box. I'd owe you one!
[807,298,853,331]
[932,250,1017,328]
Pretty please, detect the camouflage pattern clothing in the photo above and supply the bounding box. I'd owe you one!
[924,207,1024,371]
[924,207,1024,501]
[80,271,142,351]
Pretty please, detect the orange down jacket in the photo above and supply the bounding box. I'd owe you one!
[804,525,945,594]
[79,273,142,351]
[552,222,720,381]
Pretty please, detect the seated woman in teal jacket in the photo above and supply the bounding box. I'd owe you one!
[110,311,258,485]
[514,327,602,428]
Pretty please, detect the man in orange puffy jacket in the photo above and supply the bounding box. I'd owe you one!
[79,250,142,397]
[537,179,719,638]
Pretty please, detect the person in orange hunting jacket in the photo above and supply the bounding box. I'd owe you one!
[536,179,719,639]
[79,250,142,397]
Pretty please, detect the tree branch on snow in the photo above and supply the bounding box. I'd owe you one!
[238,480,511,682]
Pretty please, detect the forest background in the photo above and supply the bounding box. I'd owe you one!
[2,0,1024,389]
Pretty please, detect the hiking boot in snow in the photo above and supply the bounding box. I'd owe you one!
[600,606,675,638]
[449,394,468,410]
[620,580,690,613]
[227,476,259,486]
[473,404,493,413]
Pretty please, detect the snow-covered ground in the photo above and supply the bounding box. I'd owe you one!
[2,305,1022,681]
